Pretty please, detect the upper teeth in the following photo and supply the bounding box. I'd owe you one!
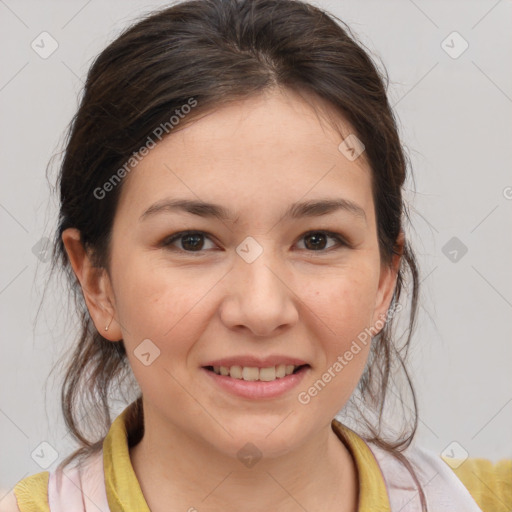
[212,364,298,381]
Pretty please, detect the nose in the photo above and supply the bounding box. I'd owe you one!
[218,249,299,337]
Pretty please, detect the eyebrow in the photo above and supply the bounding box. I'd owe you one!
[139,197,367,224]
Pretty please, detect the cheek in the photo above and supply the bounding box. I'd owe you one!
[112,260,212,399]
[300,264,379,345]
[295,270,378,414]
[112,253,212,349]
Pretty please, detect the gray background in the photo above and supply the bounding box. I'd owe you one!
[1,0,511,493]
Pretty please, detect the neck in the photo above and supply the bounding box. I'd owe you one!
[129,405,358,512]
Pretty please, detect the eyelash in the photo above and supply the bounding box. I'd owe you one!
[161,230,349,255]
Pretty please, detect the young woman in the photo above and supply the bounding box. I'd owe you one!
[4,0,510,511]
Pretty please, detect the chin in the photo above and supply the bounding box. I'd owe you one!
[202,416,303,461]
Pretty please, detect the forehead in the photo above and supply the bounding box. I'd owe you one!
[116,88,374,225]
[165,88,366,164]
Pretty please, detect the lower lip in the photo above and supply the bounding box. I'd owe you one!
[202,366,310,399]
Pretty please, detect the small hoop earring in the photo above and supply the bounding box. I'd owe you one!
[105,314,114,332]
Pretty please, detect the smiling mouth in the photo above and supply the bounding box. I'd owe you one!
[203,364,309,382]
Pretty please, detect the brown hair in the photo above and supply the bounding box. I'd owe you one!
[48,0,424,507]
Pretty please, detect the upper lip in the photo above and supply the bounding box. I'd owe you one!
[202,356,309,368]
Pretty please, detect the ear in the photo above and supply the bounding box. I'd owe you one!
[371,229,404,333]
[61,228,122,341]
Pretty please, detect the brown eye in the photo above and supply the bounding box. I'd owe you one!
[162,231,216,252]
[161,230,347,255]
[297,231,346,252]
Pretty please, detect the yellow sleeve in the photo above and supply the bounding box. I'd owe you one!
[450,458,512,512]
[13,472,50,512]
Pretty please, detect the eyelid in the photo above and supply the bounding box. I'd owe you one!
[162,230,218,255]
[161,229,350,253]
[290,230,343,250]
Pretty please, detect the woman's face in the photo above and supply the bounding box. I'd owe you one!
[93,88,399,457]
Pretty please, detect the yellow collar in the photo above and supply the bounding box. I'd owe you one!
[103,404,150,512]
[331,418,391,511]
[103,404,390,511]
